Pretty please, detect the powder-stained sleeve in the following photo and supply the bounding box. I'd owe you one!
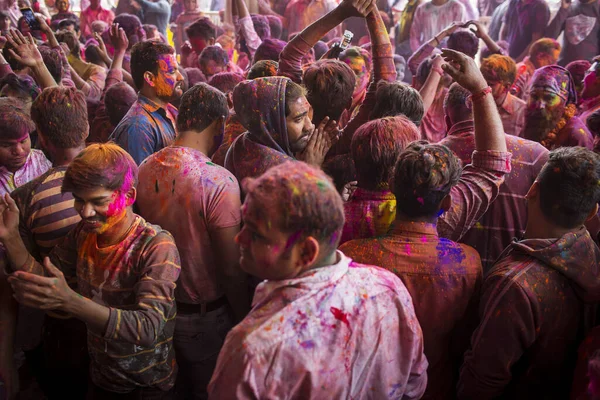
[277,34,312,84]
[458,272,538,399]
[103,232,180,347]
[208,347,261,399]
[79,66,107,102]
[438,150,512,241]
[407,42,435,75]
[237,15,262,59]
[112,119,157,165]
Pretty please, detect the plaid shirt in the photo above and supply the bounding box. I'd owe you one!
[440,121,547,270]
[340,221,482,400]
[110,95,178,165]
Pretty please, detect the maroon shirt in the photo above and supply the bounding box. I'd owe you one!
[440,120,549,271]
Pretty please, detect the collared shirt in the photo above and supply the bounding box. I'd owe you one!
[0,149,52,197]
[409,0,467,51]
[208,251,428,399]
[47,216,180,393]
[80,6,115,38]
[137,146,242,304]
[440,120,548,271]
[110,95,178,165]
[512,58,536,100]
[340,188,396,245]
[340,221,482,400]
[499,93,526,136]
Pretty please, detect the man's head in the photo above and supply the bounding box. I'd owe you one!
[198,45,229,80]
[0,99,35,173]
[266,15,282,39]
[0,11,11,32]
[352,116,420,190]
[144,24,165,43]
[130,41,184,101]
[339,46,372,100]
[447,29,479,59]
[177,83,229,155]
[393,141,462,220]
[38,46,64,83]
[236,161,344,280]
[414,56,452,90]
[370,81,424,126]
[529,38,561,69]
[104,82,137,126]
[523,65,576,143]
[581,57,600,100]
[251,14,271,40]
[253,38,286,64]
[393,54,406,82]
[566,60,591,101]
[444,83,472,129]
[186,17,217,53]
[0,73,40,110]
[285,81,314,153]
[208,72,243,108]
[302,59,355,124]
[30,86,88,161]
[183,0,198,12]
[247,59,278,79]
[90,0,101,9]
[480,54,517,107]
[185,67,206,85]
[57,19,80,36]
[113,14,145,49]
[527,147,600,231]
[56,0,70,12]
[63,143,137,234]
[56,30,81,58]
[313,40,328,61]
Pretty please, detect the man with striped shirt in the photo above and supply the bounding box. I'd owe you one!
[1,143,181,399]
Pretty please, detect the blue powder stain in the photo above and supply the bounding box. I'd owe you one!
[436,238,466,266]
[300,340,315,349]
[388,383,403,397]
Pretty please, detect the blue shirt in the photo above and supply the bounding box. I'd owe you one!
[110,95,178,165]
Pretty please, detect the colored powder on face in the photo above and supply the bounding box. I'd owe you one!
[154,55,178,97]
[330,307,350,328]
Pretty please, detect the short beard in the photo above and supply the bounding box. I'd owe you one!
[522,104,566,142]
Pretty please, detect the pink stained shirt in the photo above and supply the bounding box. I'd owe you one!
[79,6,115,38]
[499,92,527,137]
[208,251,429,399]
[136,146,242,304]
[340,188,396,245]
[0,149,52,197]
[409,0,467,52]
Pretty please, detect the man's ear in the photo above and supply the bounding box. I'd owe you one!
[144,71,155,87]
[299,236,319,268]
[126,186,137,206]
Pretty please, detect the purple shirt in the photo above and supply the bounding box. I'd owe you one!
[502,0,550,59]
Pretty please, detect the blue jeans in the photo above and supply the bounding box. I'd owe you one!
[173,305,234,400]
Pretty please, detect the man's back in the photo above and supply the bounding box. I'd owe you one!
[503,0,550,59]
[340,221,482,399]
[459,227,600,399]
[137,146,241,304]
[208,253,428,399]
[440,124,549,270]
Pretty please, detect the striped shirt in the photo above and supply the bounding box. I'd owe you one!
[48,216,181,393]
[11,167,81,260]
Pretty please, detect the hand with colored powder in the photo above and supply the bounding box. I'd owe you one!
[109,22,129,53]
[0,194,19,243]
[441,48,488,93]
[297,116,340,167]
[338,0,377,18]
[5,29,44,69]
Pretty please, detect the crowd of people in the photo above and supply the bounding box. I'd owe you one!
[0,0,600,398]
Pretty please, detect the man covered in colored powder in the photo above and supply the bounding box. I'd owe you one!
[1,143,181,398]
[511,38,561,100]
[500,0,550,62]
[440,82,548,272]
[458,146,600,399]
[137,83,250,399]
[480,55,527,137]
[546,0,600,67]
[409,0,467,52]
[208,161,428,399]
[340,48,511,398]
[1,86,89,399]
[522,65,594,150]
[111,40,185,165]
[340,116,420,244]
[224,76,338,186]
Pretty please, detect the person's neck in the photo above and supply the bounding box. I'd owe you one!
[431,0,448,6]
[51,145,86,167]
[312,250,340,270]
[496,91,509,107]
[523,219,574,240]
[97,210,136,248]
[173,130,213,156]
[395,212,439,225]
[139,87,170,109]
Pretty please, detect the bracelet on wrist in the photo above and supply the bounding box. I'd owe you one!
[432,65,444,76]
[469,86,493,102]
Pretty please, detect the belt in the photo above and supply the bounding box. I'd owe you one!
[176,296,228,315]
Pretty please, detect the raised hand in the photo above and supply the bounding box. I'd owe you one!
[297,117,340,166]
[5,29,43,69]
[339,0,376,18]
[0,194,20,243]
[441,48,488,93]
[463,20,486,39]
[36,15,52,35]
[108,23,129,53]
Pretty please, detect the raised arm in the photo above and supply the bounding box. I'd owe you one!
[408,22,460,75]
[278,0,375,83]
[437,49,510,241]
[234,0,262,58]
[545,0,570,39]
[419,54,445,114]
[466,20,504,55]
[6,30,56,89]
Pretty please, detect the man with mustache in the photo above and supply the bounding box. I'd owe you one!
[522,65,593,150]
[111,40,185,165]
